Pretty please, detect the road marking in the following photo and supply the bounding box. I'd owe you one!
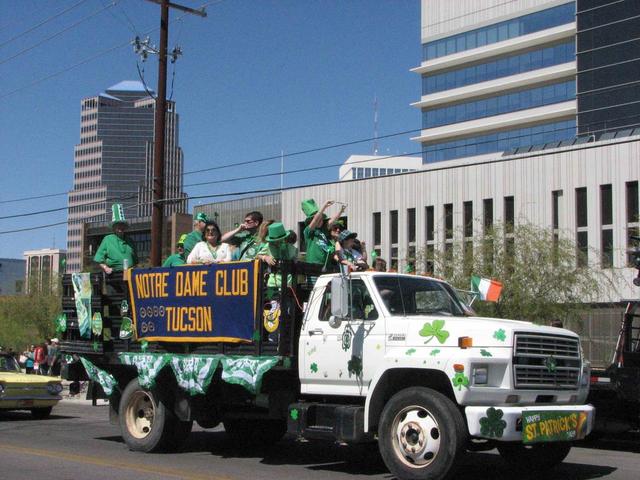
[0,443,232,480]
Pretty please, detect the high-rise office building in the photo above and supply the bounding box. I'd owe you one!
[66,81,186,272]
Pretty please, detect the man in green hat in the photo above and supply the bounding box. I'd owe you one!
[183,212,208,259]
[162,233,188,267]
[94,204,138,274]
[302,199,346,269]
[221,211,263,260]
[256,222,298,298]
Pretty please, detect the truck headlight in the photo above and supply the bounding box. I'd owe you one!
[47,383,63,395]
[472,366,488,385]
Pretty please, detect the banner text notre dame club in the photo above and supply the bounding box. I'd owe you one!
[127,261,259,342]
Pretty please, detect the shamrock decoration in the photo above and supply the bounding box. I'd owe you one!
[480,349,493,357]
[92,312,103,337]
[92,340,100,352]
[54,313,67,334]
[479,407,507,438]
[406,348,416,356]
[493,329,507,342]
[290,408,299,421]
[119,317,133,340]
[430,349,440,356]
[347,355,362,377]
[451,364,469,391]
[310,362,318,373]
[120,299,129,315]
[341,328,353,351]
[140,339,149,352]
[419,320,450,345]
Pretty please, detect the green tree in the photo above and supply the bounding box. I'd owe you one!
[415,222,619,325]
[0,280,61,351]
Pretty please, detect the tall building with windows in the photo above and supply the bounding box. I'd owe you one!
[66,81,186,273]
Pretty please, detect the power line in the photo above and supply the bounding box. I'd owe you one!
[2,133,639,236]
[0,0,90,49]
[0,1,118,67]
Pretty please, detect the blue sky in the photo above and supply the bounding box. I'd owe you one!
[0,0,421,259]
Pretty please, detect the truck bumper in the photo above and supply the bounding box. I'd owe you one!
[465,404,595,442]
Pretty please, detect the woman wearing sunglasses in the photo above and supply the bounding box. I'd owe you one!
[186,220,232,264]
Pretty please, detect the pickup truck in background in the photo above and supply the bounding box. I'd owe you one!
[60,260,594,480]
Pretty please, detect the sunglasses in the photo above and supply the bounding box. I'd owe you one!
[205,228,218,233]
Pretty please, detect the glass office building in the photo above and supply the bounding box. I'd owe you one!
[413,1,579,164]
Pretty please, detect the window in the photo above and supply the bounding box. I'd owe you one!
[504,196,515,262]
[444,204,454,277]
[373,212,381,248]
[627,181,639,266]
[374,275,466,317]
[422,3,575,60]
[390,210,398,270]
[552,190,563,264]
[483,199,494,268]
[422,80,575,129]
[425,206,435,274]
[423,119,576,163]
[576,187,588,267]
[463,201,473,273]
[600,185,613,268]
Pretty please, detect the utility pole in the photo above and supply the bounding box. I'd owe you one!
[142,0,206,266]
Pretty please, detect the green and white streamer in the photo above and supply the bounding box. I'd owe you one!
[220,356,279,394]
[119,353,171,389]
[170,356,220,396]
[80,357,118,396]
[72,273,92,338]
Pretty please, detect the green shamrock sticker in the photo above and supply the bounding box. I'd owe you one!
[54,313,67,334]
[479,407,507,438]
[92,340,100,352]
[452,372,469,390]
[480,349,493,357]
[493,329,507,342]
[347,356,362,377]
[119,317,133,340]
[310,362,318,373]
[419,320,450,344]
[406,348,416,356]
[290,408,299,421]
[430,349,440,356]
[140,339,149,352]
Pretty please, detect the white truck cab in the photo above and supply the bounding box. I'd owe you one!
[298,272,594,478]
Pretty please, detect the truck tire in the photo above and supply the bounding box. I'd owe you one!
[119,378,192,452]
[223,418,287,447]
[497,442,571,471]
[378,387,467,480]
[31,407,53,420]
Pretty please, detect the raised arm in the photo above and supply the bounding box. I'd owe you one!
[308,200,334,231]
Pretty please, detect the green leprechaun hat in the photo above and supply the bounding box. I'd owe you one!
[301,198,328,223]
[195,212,208,223]
[266,222,289,242]
[111,203,127,227]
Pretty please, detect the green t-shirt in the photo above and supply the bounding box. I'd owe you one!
[303,226,334,266]
[237,231,260,260]
[162,253,185,267]
[182,230,203,259]
[258,242,298,289]
[93,234,137,271]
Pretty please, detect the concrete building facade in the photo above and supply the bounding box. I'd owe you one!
[66,81,186,273]
[23,249,66,293]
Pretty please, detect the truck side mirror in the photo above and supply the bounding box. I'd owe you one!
[330,277,349,323]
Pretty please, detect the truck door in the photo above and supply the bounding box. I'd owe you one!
[300,277,384,396]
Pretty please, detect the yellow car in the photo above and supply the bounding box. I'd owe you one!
[0,353,62,419]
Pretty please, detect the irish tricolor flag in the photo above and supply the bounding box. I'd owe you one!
[470,276,503,302]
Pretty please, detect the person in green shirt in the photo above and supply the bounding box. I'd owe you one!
[221,211,263,260]
[94,204,137,274]
[257,222,298,296]
[301,199,345,270]
[182,212,208,259]
[162,234,187,267]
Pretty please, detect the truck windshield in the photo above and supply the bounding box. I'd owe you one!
[373,275,466,317]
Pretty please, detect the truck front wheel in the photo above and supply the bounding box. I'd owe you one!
[378,387,466,480]
[119,378,192,452]
[497,442,571,471]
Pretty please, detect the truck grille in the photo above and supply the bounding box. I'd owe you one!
[513,333,581,390]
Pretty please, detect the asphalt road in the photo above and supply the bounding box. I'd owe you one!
[0,400,638,480]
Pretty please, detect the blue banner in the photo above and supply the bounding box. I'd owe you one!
[127,260,260,343]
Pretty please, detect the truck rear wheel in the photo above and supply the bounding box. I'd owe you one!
[497,442,571,471]
[378,387,466,480]
[119,378,192,452]
[223,418,286,447]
